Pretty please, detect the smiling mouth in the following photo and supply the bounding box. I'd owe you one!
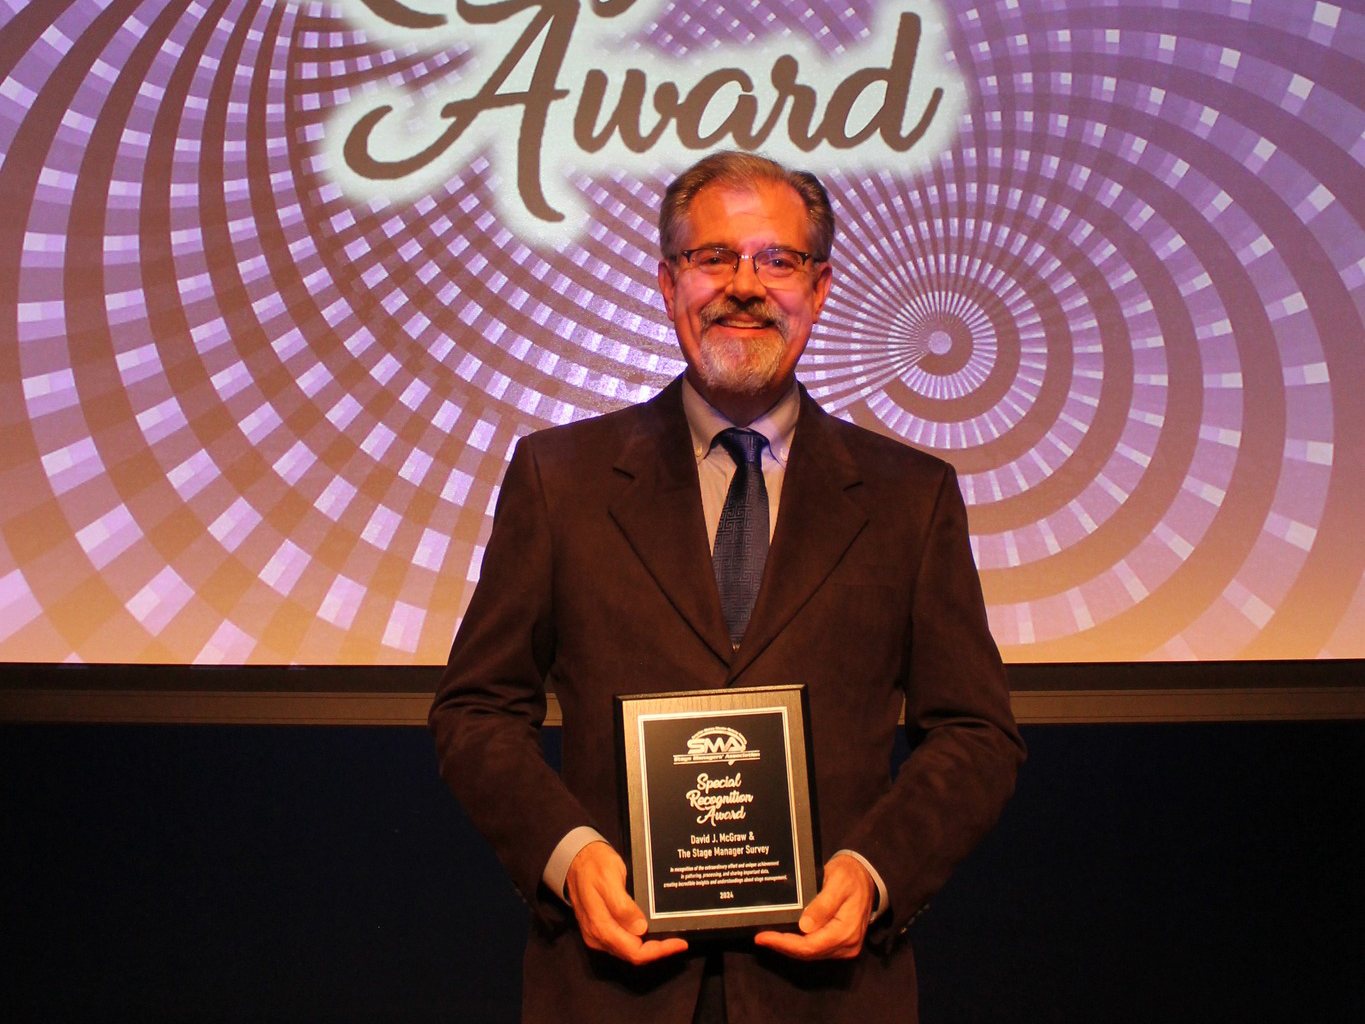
[700,297,786,339]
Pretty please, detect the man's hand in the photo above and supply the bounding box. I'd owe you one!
[753,854,876,960]
[565,841,689,965]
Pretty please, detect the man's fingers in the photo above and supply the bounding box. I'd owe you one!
[796,883,841,933]
[581,902,688,964]
[753,917,861,960]
[753,906,863,959]
[753,855,874,961]
[565,841,688,964]
[576,888,646,958]
[600,876,648,936]
[632,936,691,963]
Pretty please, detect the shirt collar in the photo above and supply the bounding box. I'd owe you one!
[681,377,799,468]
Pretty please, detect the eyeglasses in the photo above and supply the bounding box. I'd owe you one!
[674,246,825,285]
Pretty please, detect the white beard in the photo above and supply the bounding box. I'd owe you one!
[697,331,785,394]
[696,298,789,395]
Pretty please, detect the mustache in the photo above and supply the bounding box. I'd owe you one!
[698,295,786,332]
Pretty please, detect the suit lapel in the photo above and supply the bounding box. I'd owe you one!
[608,382,735,667]
[728,390,868,681]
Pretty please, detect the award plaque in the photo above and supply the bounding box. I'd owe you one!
[615,685,819,935]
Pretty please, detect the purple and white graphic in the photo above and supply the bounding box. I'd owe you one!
[0,0,1361,665]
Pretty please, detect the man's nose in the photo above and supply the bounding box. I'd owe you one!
[725,256,767,299]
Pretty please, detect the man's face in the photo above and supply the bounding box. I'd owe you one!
[657,182,832,415]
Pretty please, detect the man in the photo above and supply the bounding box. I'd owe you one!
[430,151,1023,1023]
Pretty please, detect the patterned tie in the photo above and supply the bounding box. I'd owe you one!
[712,428,770,647]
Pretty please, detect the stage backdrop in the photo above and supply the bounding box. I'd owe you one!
[1,0,1362,670]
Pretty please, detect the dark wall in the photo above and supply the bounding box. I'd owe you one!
[3,721,1361,1023]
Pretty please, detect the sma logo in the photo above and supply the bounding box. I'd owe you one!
[675,725,761,765]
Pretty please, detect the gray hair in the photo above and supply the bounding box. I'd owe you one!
[658,151,835,261]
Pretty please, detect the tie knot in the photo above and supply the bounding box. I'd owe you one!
[715,428,767,468]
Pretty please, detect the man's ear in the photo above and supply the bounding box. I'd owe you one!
[657,260,677,320]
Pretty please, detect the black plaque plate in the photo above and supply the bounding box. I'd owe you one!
[616,685,819,935]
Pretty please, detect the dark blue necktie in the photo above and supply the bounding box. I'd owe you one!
[712,428,770,647]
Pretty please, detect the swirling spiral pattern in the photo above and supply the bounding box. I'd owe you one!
[0,0,1361,665]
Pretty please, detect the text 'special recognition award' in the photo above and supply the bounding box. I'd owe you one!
[615,685,819,936]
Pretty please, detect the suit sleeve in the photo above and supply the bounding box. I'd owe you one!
[840,465,1025,945]
[428,437,596,928]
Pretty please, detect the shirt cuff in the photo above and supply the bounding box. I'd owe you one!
[832,848,889,921]
[544,826,608,903]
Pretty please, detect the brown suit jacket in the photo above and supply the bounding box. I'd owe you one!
[430,378,1023,1024]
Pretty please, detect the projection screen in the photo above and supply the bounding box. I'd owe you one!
[1,0,1361,720]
